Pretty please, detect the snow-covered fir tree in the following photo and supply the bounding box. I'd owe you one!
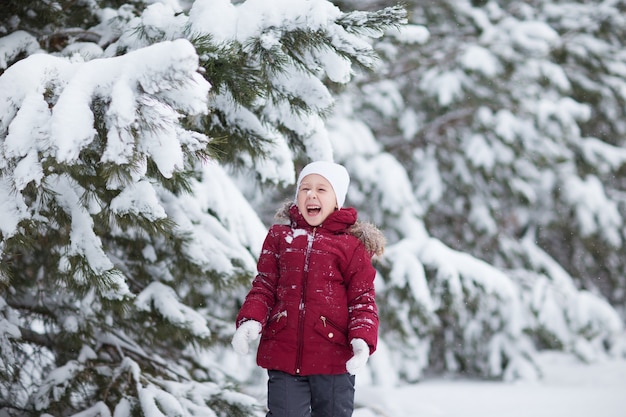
[0,1,405,416]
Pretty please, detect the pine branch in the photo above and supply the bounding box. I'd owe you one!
[338,4,408,37]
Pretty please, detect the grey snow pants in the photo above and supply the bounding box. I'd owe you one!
[266,370,356,417]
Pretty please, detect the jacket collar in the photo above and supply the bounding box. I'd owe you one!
[289,204,357,233]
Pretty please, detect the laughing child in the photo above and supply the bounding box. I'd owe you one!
[232,160,385,417]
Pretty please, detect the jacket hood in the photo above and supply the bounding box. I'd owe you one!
[275,201,385,257]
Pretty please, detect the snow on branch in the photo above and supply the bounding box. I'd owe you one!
[33,360,84,411]
[379,235,533,379]
[67,402,111,417]
[139,386,186,417]
[0,37,216,288]
[562,175,622,247]
[51,174,115,275]
[518,235,624,360]
[0,38,209,176]
[0,31,41,71]
[135,282,211,338]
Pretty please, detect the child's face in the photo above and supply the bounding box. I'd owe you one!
[296,174,338,226]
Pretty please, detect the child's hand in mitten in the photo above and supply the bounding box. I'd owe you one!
[231,320,262,355]
[346,338,369,375]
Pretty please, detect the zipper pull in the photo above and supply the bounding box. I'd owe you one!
[321,316,327,327]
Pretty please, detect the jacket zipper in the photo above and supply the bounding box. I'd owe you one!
[271,310,287,322]
[320,315,343,330]
[295,227,316,374]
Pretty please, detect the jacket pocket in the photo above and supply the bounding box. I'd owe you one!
[314,315,348,346]
[262,310,288,340]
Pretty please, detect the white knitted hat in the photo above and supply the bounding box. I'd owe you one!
[294,161,350,208]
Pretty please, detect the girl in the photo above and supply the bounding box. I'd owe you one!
[232,161,385,417]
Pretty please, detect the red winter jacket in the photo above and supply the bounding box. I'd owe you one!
[236,204,382,376]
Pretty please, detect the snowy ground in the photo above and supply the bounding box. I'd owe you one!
[354,351,626,417]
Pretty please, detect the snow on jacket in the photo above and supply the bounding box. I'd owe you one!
[236,203,385,376]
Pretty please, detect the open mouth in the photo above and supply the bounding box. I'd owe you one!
[306,205,321,215]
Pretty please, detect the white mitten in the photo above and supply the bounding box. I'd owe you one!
[346,338,370,375]
[231,320,262,355]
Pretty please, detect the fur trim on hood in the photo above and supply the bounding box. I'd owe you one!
[350,220,386,258]
[275,201,385,257]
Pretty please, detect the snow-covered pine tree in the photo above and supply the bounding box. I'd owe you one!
[328,0,626,381]
[0,1,406,416]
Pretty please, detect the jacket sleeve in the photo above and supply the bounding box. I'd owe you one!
[235,226,280,328]
[344,241,379,354]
